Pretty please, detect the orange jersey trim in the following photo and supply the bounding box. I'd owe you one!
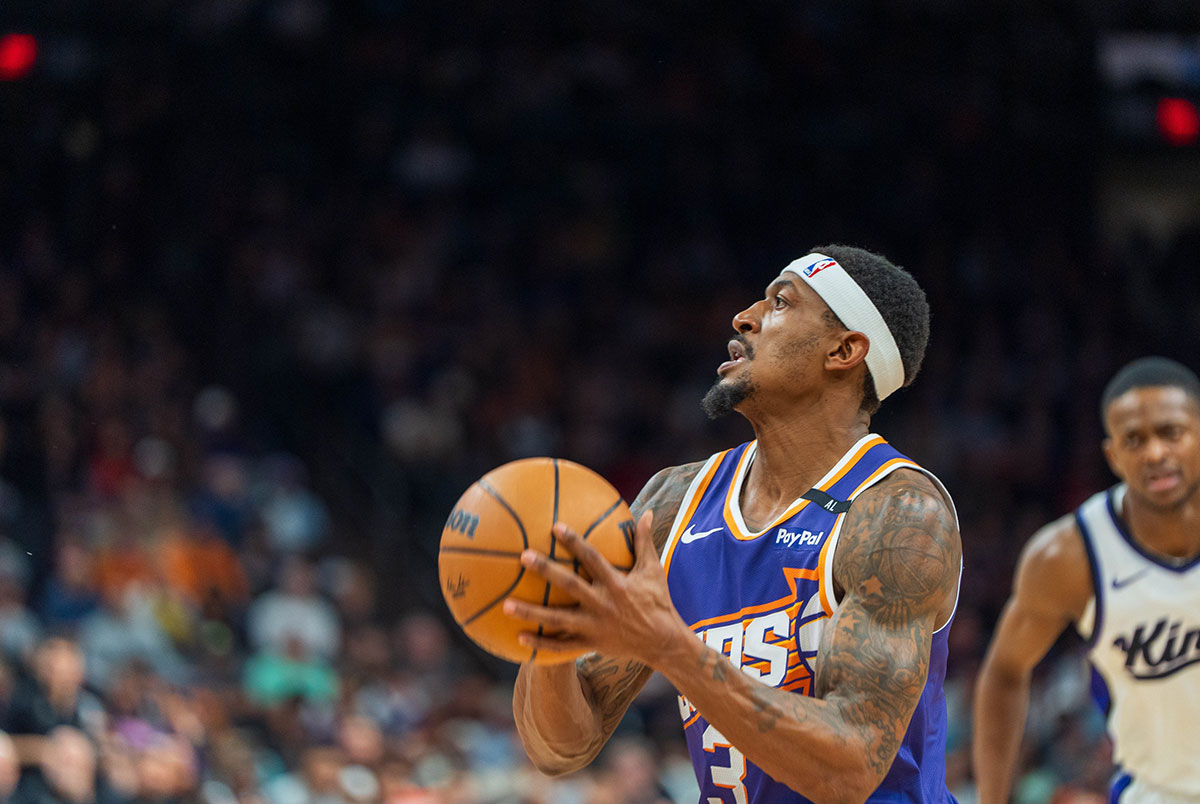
[846,457,919,498]
[816,518,839,616]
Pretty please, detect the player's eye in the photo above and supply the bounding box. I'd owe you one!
[772,294,787,309]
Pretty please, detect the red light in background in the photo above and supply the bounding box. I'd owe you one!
[1157,98,1200,147]
[0,33,37,81]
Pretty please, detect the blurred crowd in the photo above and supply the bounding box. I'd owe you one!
[4,1,1200,803]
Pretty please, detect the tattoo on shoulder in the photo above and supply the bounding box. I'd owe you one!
[830,471,960,624]
[630,461,706,553]
[812,470,961,776]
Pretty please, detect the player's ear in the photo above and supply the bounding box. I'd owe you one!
[1101,437,1123,480]
[825,330,870,372]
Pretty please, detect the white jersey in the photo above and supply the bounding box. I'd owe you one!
[1075,485,1200,802]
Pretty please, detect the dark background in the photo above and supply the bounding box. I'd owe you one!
[1,2,1199,804]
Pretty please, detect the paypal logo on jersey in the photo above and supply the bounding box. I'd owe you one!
[775,527,824,549]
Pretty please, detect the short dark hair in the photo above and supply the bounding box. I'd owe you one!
[1100,356,1200,424]
[809,244,930,415]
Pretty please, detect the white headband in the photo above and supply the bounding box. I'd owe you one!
[781,252,905,401]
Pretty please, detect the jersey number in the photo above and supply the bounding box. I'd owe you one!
[703,724,747,804]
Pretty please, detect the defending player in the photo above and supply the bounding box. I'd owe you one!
[506,246,963,804]
[973,357,1200,804]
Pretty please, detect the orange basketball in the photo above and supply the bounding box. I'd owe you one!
[439,457,635,665]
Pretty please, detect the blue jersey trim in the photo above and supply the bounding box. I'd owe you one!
[1109,769,1133,804]
[1074,508,1105,650]
[1089,662,1111,718]
[1105,486,1200,573]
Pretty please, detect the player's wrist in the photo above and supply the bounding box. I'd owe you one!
[651,622,705,680]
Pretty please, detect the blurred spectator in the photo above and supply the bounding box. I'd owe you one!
[257,457,330,556]
[78,585,189,693]
[262,745,347,804]
[243,635,339,708]
[190,455,252,549]
[590,737,674,804]
[0,570,40,664]
[10,726,102,804]
[4,638,103,771]
[38,536,101,631]
[157,523,250,623]
[0,731,19,801]
[320,560,377,632]
[247,558,340,663]
[92,532,158,616]
[335,716,384,770]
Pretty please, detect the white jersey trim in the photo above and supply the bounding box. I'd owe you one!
[660,453,723,570]
[820,461,961,633]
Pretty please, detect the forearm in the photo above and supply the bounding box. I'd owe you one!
[513,661,605,775]
[659,635,880,804]
[972,660,1031,804]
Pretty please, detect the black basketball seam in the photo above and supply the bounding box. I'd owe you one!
[440,546,531,559]
[477,479,530,551]
[532,460,563,662]
[576,495,623,574]
[583,496,624,541]
[461,569,527,627]
[462,480,530,626]
[440,546,576,563]
[550,460,560,555]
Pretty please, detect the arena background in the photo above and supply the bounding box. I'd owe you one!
[2,2,1200,803]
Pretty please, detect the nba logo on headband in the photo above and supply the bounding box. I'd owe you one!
[803,258,837,278]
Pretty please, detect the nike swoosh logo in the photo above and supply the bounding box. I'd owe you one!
[1112,568,1151,590]
[680,525,722,544]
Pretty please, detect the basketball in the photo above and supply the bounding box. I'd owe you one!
[438,457,636,665]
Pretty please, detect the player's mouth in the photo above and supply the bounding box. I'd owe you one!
[717,339,750,375]
[1144,469,1182,494]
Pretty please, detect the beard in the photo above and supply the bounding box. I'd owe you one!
[702,376,755,419]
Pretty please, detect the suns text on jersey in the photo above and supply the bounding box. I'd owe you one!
[678,575,827,725]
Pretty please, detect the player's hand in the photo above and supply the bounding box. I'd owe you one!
[503,510,690,665]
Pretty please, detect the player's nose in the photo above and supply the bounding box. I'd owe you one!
[732,302,760,333]
[1143,437,1169,464]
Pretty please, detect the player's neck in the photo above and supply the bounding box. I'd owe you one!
[1121,490,1200,563]
[742,410,871,519]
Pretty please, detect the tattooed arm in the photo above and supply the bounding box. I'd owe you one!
[512,461,704,775]
[654,469,960,804]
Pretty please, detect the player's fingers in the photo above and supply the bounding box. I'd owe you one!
[519,549,598,603]
[552,522,619,584]
[633,510,656,565]
[503,598,585,631]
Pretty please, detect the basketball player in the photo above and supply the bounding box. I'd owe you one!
[973,357,1200,804]
[504,246,963,804]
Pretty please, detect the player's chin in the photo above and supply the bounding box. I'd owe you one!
[1136,480,1196,511]
[702,379,744,420]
